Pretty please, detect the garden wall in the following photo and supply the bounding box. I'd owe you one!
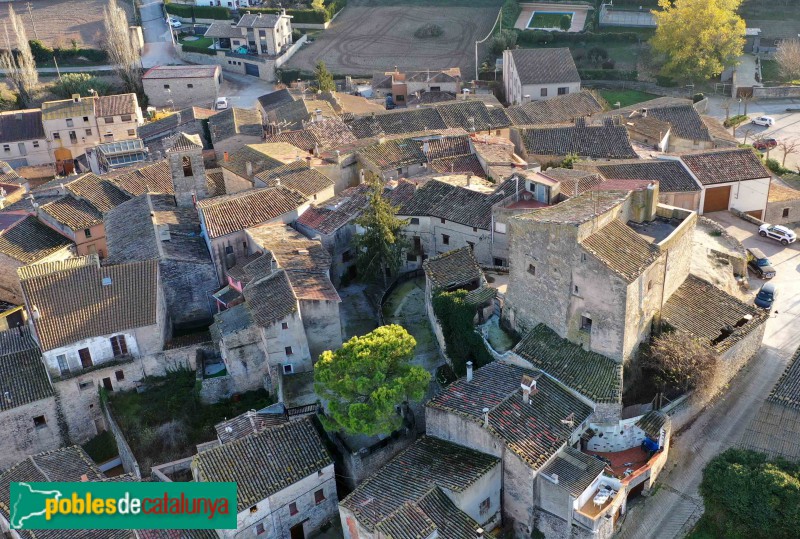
[100,393,141,479]
[753,86,800,99]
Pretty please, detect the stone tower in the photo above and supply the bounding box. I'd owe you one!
[165,132,207,207]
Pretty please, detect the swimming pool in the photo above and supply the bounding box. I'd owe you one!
[527,10,575,30]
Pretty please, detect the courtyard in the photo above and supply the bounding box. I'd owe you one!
[515,2,590,32]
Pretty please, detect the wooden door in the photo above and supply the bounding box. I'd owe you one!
[703,185,731,213]
[79,348,92,369]
[289,523,304,539]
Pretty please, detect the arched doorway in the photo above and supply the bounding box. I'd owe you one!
[54,147,74,176]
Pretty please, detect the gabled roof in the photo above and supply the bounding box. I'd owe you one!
[194,416,331,511]
[257,88,300,113]
[237,12,283,28]
[208,107,263,143]
[40,195,103,230]
[399,179,508,229]
[0,109,46,143]
[106,160,174,196]
[358,137,427,169]
[19,258,160,351]
[769,180,800,202]
[255,160,335,197]
[508,48,580,85]
[0,329,52,412]
[592,159,700,193]
[519,124,637,159]
[515,189,630,225]
[507,92,603,126]
[433,100,509,131]
[423,246,483,290]
[243,268,298,326]
[36,172,132,213]
[265,99,336,131]
[581,219,659,283]
[196,185,307,238]
[645,105,712,142]
[214,404,289,443]
[164,132,203,153]
[541,167,604,196]
[771,347,800,410]
[679,149,771,185]
[204,20,245,39]
[96,93,138,118]
[41,96,96,121]
[635,410,670,439]
[0,215,72,264]
[219,143,284,179]
[427,361,594,469]
[539,446,606,497]
[514,324,623,403]
[137,107,216,141]
[430,154,486,178]
[348,108,448,139]
[340,436,497,535]
[142,65,219,80]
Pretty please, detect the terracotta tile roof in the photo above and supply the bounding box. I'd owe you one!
[19,258,160,351]
[635,410,670,439]
[55,172,131,213]
[508,48,580,85]
[0,341,52,412]
[243,268,298,326]
[255,161,334,197]
[423,246,483,290]
[348,108,448,139]
[220,143,284,180]
[197,186,307,238]
[592,159,700,193]
[205,167,226,197]
[581,219,659,282]
[96,93,138,117]
[40,195,103,230]
[519,124,637,159]
[769,180,800,202]
[194,416,331,511]
[507,92,603,126]
[107,160,174,196]
[539,447,606,496]
[264,129,319,152]
[433,100,510,131]
[359,137,427,169]
[257,88,301,113]
[41,96,96,121]
[407,90,457,106]
[514,324,623,403]
[237,12,282,28]
[0,215,72,263]
[470,135,516,164]
[661,274,767,353]
[644,105,711,142]
[208,107,263,143]
[285,271,340,301]
[0,109,45,143]
[164,132,203,153]
[340,436,498,534]
[142,65,219,80]
[266,99,336,130]
[680,149,770,185]
[0,326,37,354]
[542,168,604,196]
[701,115,738,144]
[425,135,471,160]
[430,154,486,178]
[427,361,594,468]
[16,255,97,280]
[214,404,289,443]
[204,19,245,38]
[138,107,216,141]
[226,252,264,284]
[739,399,800,461]
[769,347,800,411]
[399,179,505,229]
[516,189,630,224]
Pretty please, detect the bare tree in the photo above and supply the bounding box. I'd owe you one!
[778,138,799,168]
[103,0,142,96]
[721,98,732,122]
[775,38,800,81]
[1,6,39,108]
[643,330,717,395]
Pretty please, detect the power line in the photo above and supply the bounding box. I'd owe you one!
[26,2,39,42]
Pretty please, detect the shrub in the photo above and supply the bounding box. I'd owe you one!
[693,92,705,103]
[490,29,518,54]
[414,23,444,39]
[52,73,110,98]
[601,59,616,70]
[587,47,609,65]
[578,69,638,81]
[181,43,217,55]
[516,29,641,46]
[559,14,571,31]
[244,1,348,25]
[29,40,54,64]
[655,74,677,87]
[765,157,789,175]
[432,289,493,377]
[165,3,230,20]
[723,114,748,128]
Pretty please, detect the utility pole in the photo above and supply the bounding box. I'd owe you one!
[26,2,39,42]
[53,55,61,80]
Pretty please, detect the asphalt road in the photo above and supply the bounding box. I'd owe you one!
[616,211,800,539]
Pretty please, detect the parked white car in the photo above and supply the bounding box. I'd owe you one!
[759,223,797,246]
[751,116,774,127]
[169,17,182,28]
[215,97,229,110]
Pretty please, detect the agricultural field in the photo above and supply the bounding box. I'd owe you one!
[285,0,504,77]
[739,0,800,41]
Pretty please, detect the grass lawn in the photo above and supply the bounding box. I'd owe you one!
[598,89,658,108]
[529,12,572,29]
[179,36,213,49]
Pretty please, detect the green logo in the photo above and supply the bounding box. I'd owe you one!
[10,482,237,530]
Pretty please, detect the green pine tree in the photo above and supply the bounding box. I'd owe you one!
[314,60,335,92]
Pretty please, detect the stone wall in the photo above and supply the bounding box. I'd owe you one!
[0,247,73,305]
[0,397,62,471]
[753,86,800,99]
[765,197,800,226]
[199,373,236,404]
[160,258,217,329]
[298,299,342,361]
[100,390,141,479]
[144,71,220,110]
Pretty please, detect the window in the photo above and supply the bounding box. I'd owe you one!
[115,370,125,381]
[110,335,128,357]
[79,348,92,369]
[647,280,653,291]
[225,245,233,254]
[557,87,568,95]
[430,86,441,92]
[255,523,265,535]
[472,227,478,232]
[121,115,132,122]
[102,377,113,391]
[283,364,293,374]
[406,253,417,261]
[187,83,194,88]
[2,144,9,152]
[104,133,113,140]
[164,84,170,89]
[69,131,78,144]
[527,264,536,275]
[410,218,419,225]
[242,241,247,252]
[440,218,446,224]
[693,140,699,146]
[442,234,449,245]
[314,489,325,504]
[249,505,258,514]
[494,257,506,267]
[127,129,135,136]
[84,228,92,238]
[573,285,580,295]
[289,502,298,516]
[285,346,293,356]
[342,250,353,262]
[104,117,114,124]
[281,322,289,330]
[580,315,592,332]
[182,156,193,177]
[494,222,506,234]
[466,241,474,251]
[53,132,60,140]
[581,253,587,262]
[479,497,491,516]
[79,381,92,391]
[85,128,93,136]
[66,118,74,127]
[57,354,70,376]
[395,94,405,102]
[33,140,39,148]
[540,88,548,97]
[83,116,89,123]
[33,415,47,428]
[783,208,790,218]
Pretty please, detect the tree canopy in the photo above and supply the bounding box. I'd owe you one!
[353,179,408,286]
[650,0,745,82]
[314,60,335,92]
[696,449,800,539]
[643,329,717,394]
[314,325,431,436]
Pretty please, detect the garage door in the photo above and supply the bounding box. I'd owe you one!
[244,62,259,77]
[703,185,731,213]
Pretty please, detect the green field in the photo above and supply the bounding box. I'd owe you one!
[598,89,659,108]
[179,36,213,49]
[529,12,572,29]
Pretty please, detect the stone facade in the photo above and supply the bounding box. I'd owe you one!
[0,397,62,471]
[298,299,342,361]
[169,144,209,207]
[0,246,74,305]
[399,215,493,269]
[765,196,800,225]
[143,66,222,109]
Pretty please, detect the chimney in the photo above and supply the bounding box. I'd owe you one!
[313,142,320,157]
[223,151,230,162]
[641,108,648,117]
[466,361,473,382]
[274,177,281,186]
[645,181,658,221]
[359,169,365,184]
[552,474,559,485]
[422,141,430,156]
[521,375,537,404]
[176,111,182,125]
[80,474,89,482]
[246,161,253,178]
[476,529,485,539]
[72,93,81,103]
[523,94,531,104]
[468,117,475,132]
[31,305,40,320]
[466,173,473,187]
[482,407,489,427]
[314,108,323,122]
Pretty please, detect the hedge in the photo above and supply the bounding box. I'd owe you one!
[181,43,217,55]
[166,4,231,20]
[579,69,638,81]
[723,114,748,128]
[29,40,107,64]
[516,29,642,46]
[431,289,493,377]
[244,0,346,24]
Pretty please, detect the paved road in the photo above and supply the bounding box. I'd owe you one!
[218,71,273,109]
[140,1,182,68]
[616,211,800,539]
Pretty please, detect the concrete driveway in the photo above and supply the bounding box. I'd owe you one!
[616,210,799,539]
[140,1,183,68]
[218,72,273,110]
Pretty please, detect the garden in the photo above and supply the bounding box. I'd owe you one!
[598,89,659,108]
[528,11,573,30]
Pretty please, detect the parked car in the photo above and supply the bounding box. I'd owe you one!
[215,97,228,110]
[746,247,776,279]
[169,17,182,28]
[753,138,778,151]
[754,282,777,309]
[759,223,797,246]
[751,116,775,127]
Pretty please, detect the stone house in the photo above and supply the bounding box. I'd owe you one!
[0,328,61,471]
[36,194,107,259]
[207,107,264,160]
[372,67,463,106]
[142,65,222,109]
[503,48,581,106]
[764,180,800,225]
[0,215,74,304]
[219,143,285,193]
[18,255,168,381]
[192,416,338,538]
[422,246,488,332]
[196,185,310,282]
[505,91,604,127]
[255,160,336,204]
[340,436,501,539]
[0,109,50,167]
[137,106,217,153]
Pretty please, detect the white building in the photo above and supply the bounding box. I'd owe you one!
[503,48,581,106]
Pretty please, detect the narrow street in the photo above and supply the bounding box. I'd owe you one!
[140,0,183,68]
[616,211,800,538]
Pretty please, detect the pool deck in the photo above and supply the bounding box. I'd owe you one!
[516,3,590,32]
